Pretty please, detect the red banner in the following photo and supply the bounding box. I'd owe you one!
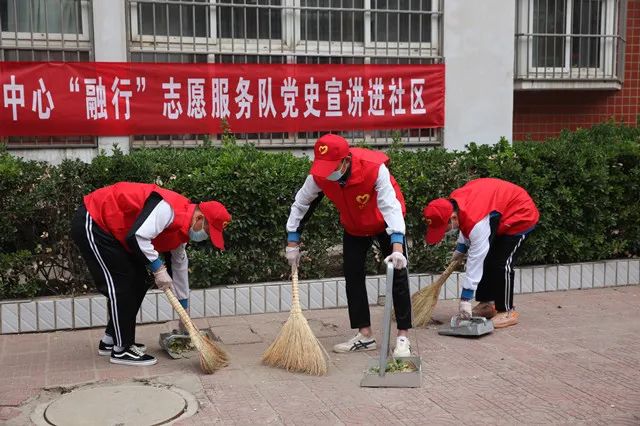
[0,62,444,137]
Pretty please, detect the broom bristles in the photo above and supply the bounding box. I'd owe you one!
[261,266,328,376]
[164,288,229,374]
[411,260,461,327]
[198,335,229,374]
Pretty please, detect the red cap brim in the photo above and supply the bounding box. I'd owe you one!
[208,224,225,250]
[310,158,341,179]
[425,225,447,245]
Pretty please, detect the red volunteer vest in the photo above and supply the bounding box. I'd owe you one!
[313,148,406,237]
[451,178,539,238]
[83,182,195,252]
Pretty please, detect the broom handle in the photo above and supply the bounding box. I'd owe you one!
[163,287,204,349]
[291,265,301,314]
[432,259,462,291]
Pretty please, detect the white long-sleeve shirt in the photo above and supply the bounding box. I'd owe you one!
[128,199,189,300]
[286,164,405,237]
[456,214,492,292]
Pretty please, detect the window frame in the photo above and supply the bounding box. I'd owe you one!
[129,0,439,56]
[127,0,443,148]
[1,0,95,148]
[515,0,623,84]
[0,0,92,47]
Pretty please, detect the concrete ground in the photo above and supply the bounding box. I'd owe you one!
[1,286,639,425]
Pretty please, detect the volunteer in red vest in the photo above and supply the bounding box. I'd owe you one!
[285,134,412,357]
[423,178,539,328]
[70,182,231,366]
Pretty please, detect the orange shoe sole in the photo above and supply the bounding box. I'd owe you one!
[492,311,519,329]
[472,302,497,319]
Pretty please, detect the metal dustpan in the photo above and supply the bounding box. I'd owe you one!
[159,327,218,359]
[360,262,422,388]
[438,316,494,337]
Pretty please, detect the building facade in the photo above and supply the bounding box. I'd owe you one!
[1,0,637,163]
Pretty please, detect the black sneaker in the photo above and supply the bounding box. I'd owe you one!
[110,345,157,366]
[98,340,146,356]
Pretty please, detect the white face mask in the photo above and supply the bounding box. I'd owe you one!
[189,222,208,242]
[326,169,345,181]
[326,158,349,181]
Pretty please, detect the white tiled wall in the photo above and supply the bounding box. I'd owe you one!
[545,266,558,292]
[581,264,594,289]
[521,268,533,293]
[73,298,91,329]
[205,288,221,317]
[323,281,337,309]
[265,286,280,313]
[19,302,37,332]
[190,290,205,318]
[1,259,639,334]
[37,300,55,331]
[533,267,546,292]
[251,286,266,314]
[557,265,569,291]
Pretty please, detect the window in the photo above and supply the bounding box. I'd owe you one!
[218,0,282,39]
[1,0,87,35]
[137,0,209,37]
[515,0,626,88]
[128,0,441,60]
[127,0,443,147]
[1,0,94,148]
[0,0,92,60]
[371,0,432,44]
[300,0,364,42]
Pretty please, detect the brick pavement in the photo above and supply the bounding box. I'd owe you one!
[1,286,639,425]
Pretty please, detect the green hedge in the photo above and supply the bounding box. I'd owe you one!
[0,123,638,300]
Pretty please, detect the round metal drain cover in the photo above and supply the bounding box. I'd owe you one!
[44,385,187,426]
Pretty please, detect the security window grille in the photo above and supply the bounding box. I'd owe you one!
[127,0,442,148]
[0,0,94,148]
[515,0,627,85]
[219,0,282,39]
[371,0,432,43]
[137,0,209,37]
[300,0,364,42]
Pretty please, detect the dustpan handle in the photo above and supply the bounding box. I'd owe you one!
[378,261,395,377]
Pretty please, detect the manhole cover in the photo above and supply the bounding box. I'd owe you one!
[43,385,188,426]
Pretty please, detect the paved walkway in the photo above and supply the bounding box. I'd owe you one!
[1,286,639,425]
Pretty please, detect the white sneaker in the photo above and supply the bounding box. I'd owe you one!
[392,337,411,358]
[332,333,377,353]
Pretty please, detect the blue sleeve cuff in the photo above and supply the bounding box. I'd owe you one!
[178,298,189,309]
[455,243,469,254]
[149,258,164,273]
[460,288,475,301]
[390,233,404,245]
[287,232,301,242]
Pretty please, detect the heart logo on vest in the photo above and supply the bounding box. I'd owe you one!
[356,193,370,209]
[318,144,329,155]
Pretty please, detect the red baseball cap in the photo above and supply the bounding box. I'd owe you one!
[310,134,350,179]
[198,201,231,250]
[423,198,454,245]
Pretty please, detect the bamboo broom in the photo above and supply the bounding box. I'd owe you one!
[164,287,229,374]
[411,259,461,327]
[261,265,328,376]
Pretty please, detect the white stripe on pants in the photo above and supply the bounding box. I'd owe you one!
[504,234,526,311]
[84,212,123,347]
